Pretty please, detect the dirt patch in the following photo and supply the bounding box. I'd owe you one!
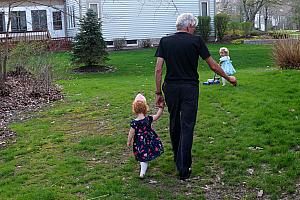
[0,72,63,149]
[72,65,116,73]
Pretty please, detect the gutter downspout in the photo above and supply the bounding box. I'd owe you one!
[63,0,67,37]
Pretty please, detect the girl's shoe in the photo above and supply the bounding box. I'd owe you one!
[139,162,148,179]
[139,173,145,179]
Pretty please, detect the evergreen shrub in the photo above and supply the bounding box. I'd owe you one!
[197,16,211,41]
[214,13,230,41]
[71,9,108,67]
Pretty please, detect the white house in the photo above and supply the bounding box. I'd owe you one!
[0,0,216,47]
[0,0,66,38]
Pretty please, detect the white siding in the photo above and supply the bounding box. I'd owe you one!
[65,0,82,37]
[210,0,216,35]
[199,0,216,36]
[99,0,215,41]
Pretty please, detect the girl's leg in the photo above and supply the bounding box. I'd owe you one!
[140,162,148,178]
[222,77,226,86]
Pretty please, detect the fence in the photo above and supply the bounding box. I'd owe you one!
[0,30,50,43]
[0,30,73,51]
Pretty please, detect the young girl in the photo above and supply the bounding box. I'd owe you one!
[127,93,164,178]
[219,47,236,86]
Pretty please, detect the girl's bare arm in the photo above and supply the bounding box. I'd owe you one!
[127,128,135,146]
[152,107,163,121]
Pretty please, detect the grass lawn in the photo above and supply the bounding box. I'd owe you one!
[1,44,300,199]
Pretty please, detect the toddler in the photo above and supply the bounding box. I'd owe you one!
[127,93,164,178]
[219,47,236,86]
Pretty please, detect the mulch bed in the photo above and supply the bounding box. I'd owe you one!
[72,65,115,73]
[0,72,63,149]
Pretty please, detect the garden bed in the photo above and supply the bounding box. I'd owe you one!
[0,72,63,149]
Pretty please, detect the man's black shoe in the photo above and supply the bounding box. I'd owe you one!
[179,168,192,181]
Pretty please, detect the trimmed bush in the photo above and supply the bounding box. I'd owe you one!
[273,39,300,69]
[197,16,211,41]
[241,22,253,37]
[214,13,230,41]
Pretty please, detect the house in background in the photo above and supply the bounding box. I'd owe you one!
[0,0,66,38]
[66,0,216,46]
[0,0,216,48]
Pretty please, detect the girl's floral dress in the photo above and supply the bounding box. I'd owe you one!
[130,116,164,162]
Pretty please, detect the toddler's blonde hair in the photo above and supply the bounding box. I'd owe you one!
[132,100,149,115]
[219,47,229,56]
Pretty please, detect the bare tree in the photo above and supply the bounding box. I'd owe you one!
[241,0,283,25]
[262,0,285,31]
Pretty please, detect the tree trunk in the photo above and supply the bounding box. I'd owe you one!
[264,6,268,32]
[3,4,12,82]
[0,48,3,90]
[258,11,261,30]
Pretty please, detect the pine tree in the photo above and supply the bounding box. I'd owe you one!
[71,9,108,67]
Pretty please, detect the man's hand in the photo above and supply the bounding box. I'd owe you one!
[155,94,164,108]
[205,57,237,87]
[228,76,237,86]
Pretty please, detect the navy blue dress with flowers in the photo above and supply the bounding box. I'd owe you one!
[130,116,164,162]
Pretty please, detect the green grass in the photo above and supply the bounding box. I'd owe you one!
[1,44,300,199]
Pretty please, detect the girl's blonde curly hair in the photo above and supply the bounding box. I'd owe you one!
[132,100,149,115]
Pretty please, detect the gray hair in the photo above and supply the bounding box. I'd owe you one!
[176,13,198,30]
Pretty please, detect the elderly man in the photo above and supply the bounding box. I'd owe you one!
[155,13,237,180]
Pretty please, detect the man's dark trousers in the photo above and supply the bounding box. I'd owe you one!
[163,82,199,176]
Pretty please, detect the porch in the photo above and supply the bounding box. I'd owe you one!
[0,30,72,51]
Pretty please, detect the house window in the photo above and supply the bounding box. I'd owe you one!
[89,3,99,18]
[201,2,208,16]
[67,6,76,28]
[11,11,27,32]
[126,40,138,46]
[72,6,76,27]
[106,41,113,46]
[0,12,5,32]
[53,11,62,30]
[67,7,70,28]
[31,10,48,31]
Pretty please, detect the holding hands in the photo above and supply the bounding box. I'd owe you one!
[228,76,237,86]
[155,94,165,108]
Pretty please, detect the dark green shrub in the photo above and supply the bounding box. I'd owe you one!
[214,13,230,41]
[197,16,211,41]
[250,30,264,36]
[71,9,108,67]
[241,22,253,37]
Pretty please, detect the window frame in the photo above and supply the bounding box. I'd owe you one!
[31,10,48,31]
[67,6,76,29]
[199,1,209,17]
[52,11,62,30]
[11,11,27,32]
[126,39,138,47]
[89,3,100,18]
[0,12,5,33]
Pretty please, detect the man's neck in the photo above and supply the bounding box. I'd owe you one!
[177,28,193,35]
[177,29,189,33]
